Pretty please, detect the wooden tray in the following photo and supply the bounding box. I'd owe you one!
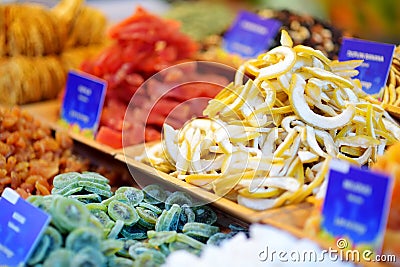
[116,142,311,224]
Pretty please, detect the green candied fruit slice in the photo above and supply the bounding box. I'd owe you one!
[27,235,50,265]
[137,217,155,229]
[50,197,90,233]
[193,206,218,225]
[228,224,248,234]
[86,202,108,212]
[27,195,54,213]
[132,251,165,267]
[138,202,163,215]
[65,227,101,252]
[42,226,62,254]
[121,224,148,240]
[82,185,113,198]
[143,184,167,205]
[182,222,219,238]
[155,204,181,232]
[207,232,231,246]
[129,247,166,264]
[165,191,193,210]
[176,233,205,250]
[90,209,114,229]
[107,200,139,226]
[168,241,202,256]
[178,204,195,231]
[108,256,135,267]
[101,194,128,207]
[53,172,80,188]
[115,187,144,206]
[51,185,83,197]
[69,193,102,204]
[159,243,170,257]
[147,230,177,247]
[108,219,125,239]
[101,239,124,256]
[116,239,140,258]
[80,171,110,184]
[78,180,111,191]
[136,207,158,224]
[42,248,74,267]
[71,246,106,267]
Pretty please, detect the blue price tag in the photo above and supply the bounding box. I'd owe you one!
[321,160,393,253]
[0,188,51,266]
[60,71,107,134]
[338,38,395,95]
[223,11,282,58]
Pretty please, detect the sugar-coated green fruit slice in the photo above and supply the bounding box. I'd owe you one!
[41,226,62,255]
[50,197,90,233]
[69,193,102,204]
[178,205,195,231]
[80,172,110,184]
[101,239,124,256]
[71,246,106,267]
[27,195,54,213]
[108,219,125,239]
[53,172,80,188]
[138,202,162,215]
[143,184,167,204]
[78,180,111,191]
[108,256,135,267]
[86,203,108,212]
[168,241,202,256]
[121,224,147,240]
[182,222,219,238]
[136,207,158,224]
[65,227,101,252]
[176,233,205,250]
[229,224,248,235]
[131,251,163,267]
[51,185,83,197]
[159,243,170,257]
[207,232,231,246]
[137,217,155,229]
[116,239,140,258]
[147,231,177,247]
[27,235,50,265]
[82,185,113,198]
[101,194,125,206]
[193,206,218,225]
[155,204,181,232]
[107,200,139,226]
[42,249,74,267]
[115,187,144,206]
[90,209,114,229]
[165,191,193,210]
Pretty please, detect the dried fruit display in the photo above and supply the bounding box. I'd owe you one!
[0,0,107,105]
[139,31,400,210]
[0,106,90,198]
[25,172,246,266]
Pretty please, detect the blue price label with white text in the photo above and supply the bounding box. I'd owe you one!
[60,71,107,134]
[338,38,395,95]
[0,188,51,266]
[321,160,393,253]
[223,11,282,58]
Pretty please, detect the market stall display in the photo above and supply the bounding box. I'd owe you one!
[0,0,107,105]
[80,7,226,149]
[138,31,400,211]
[25,172,246,267]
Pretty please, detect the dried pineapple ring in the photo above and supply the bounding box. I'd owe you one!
[290,74,355,130]
[257,46,296,80]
